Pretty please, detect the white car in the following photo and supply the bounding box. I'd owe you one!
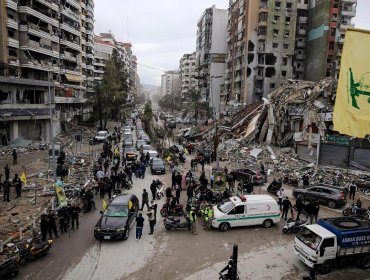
[94,131,109,142]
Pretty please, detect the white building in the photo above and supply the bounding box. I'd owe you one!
[196,5,228,118]
[179,52,198,98]
[160,71,180,97]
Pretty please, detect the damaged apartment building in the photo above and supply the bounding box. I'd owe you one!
[229,77,370,170]
[224,0,357,114]
[0,0,95,144]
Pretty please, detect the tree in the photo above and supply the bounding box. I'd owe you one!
[188,90,202,121]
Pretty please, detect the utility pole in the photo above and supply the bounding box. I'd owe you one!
[48,71,56,182]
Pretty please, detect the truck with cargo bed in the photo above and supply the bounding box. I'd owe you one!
[294,217,370,274]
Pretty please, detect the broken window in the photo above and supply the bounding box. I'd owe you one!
[283,44,289,49]
[265,54,277,65]
[286,17,291,25]
[270,83,275,89]
[282,70,287,77]
[287,2,292,10]
[259,12,268,22]
[273,43,278,48]
[282,57,288,65]
[284,31,290,37]
[247,67,251,77]
[275,1,281,9]
[248,54,254,64]
[274,15,280,21]
[265,67,276,78]
[273,29,279,37]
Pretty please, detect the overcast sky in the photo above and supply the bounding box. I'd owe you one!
[94,0,370,86]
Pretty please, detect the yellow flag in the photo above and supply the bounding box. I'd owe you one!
[333,29,370,138]
[102,199,107,210]
[54,183,67,206]
[20,172,27,185]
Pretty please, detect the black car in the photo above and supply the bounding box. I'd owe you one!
[231,169,267,185]
[292,186,347,209]
[94,194,139,240]
[151,158,166,175]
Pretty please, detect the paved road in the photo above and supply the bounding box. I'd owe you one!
[13,119,370,280]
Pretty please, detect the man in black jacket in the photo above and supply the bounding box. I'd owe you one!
[150,180,157,200]
[281,197,293,220]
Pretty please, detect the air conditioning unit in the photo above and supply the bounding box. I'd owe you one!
[273,33,278,37]
[284,34,289,38]
[286,21,290,25]
[273,20,277,23]
[276,7,280,10]
[287,7,291,11]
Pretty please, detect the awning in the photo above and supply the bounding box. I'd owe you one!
[64,74,83,82]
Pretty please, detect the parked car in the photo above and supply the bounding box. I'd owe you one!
[142,144,154,153]
[124,146,135,157]
[148,150,159,162]
[292,185,347,209]
[94,131,109,143]
[150,158,166,175]
[169,144,184,155]
[315,184,349,196]
[94,194,139,240]
[123,138,134,147]
[231,169,267,185]
[141,134,150,144]
[136,139,146,150]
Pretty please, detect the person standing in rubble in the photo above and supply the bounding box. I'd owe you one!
[70,204,81,230]
[12,149,17,165]
[40,214,49,242]
[3,180,10,202]
[302,173,310,188]
[13,174,22,198]
[4,164,10,181]
[348,180,357,200]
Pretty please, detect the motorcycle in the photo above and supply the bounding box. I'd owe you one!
[0,259,19,279]
[282,218,309,234]
[342,205,370,219]
[160,202,184,217]
[164,215,191,231]
[17,239,53,263]
[282,175,299,187]
[156,186,164,200]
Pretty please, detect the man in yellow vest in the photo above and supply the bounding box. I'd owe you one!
[189,207,198,235]
[205,204,214,231]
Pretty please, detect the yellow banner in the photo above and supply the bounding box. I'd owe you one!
[20,172,27,185]
[333,29,370,138]
[54,183,67,207]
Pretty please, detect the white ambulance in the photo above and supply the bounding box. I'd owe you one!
[212,194,280,231]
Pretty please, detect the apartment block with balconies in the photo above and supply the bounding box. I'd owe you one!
[0,0,94,143]
[179,52,197,98]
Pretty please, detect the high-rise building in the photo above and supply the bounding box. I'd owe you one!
[160,71,180,97]
[179,52,198,98]
[306,0,357,81]
[0,0,94,142]
[196,5,228,118]
[94,33,138,100]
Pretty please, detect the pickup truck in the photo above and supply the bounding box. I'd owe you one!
[294,217,370,274]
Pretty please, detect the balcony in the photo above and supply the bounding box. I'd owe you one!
[235,76,242,82]
[61,7,80,22]
[20,24,59,43]
[7,38,19,48]
[60,39,81,51]
[6,0,17,10]
[60,67,81,76]
[35,0,59,11]
[85,29,94,36]
[254,75,264,80]
[296,54,306,60]
[66,0,80,10]
[18,6,59,27]
[7,18,18,30]
[87,76,94,81]
[94,61,104,67]
[298,29,306,35]
[20,58,59,72]
[94,69,104,74]
[60,51,78,63]
[8,57,20,67]
[297,41,306,48]
[86,16,94,24]
[299,17,308,23]
[342,0,357,3]
[20,40,60,58]
[86,64,94,70]
[86,3,94,13]
[341,9,356,17]
[338,37,345,44]
[60,22,81,36]
[86,41,94,48]
[340,23,354,30]
[235,64,242,71]
[86,53,94,59]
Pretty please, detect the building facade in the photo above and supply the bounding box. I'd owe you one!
[196,5,228,118]
[0,0,95,143]
[306,0,357,81]
[160,71,181,97]
[179,52,198,98]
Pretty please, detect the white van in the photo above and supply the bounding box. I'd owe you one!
[212,194,280,231]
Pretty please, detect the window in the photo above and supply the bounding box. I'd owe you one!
[331,28,335,36]
[270,83,275,89]
[282,71,287,76]
[228,205,245,215]
[310,187,321,193]
[286,17,291,24]
[304,0,308,4]
[282,57,288,65]
[283,44,289,49]
[273,43,278,48]
[322,238,335,248]
[287,2,292,10]
[321,188,333,195]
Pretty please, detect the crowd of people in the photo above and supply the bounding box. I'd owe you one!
[0,150,24,202]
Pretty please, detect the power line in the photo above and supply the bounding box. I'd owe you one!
[136,63,167,72]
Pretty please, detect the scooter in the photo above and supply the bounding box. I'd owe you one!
[160,202,184,217]
[17,239,53,263]
[164,215,191,231]
[156,186,164,200]
[282,218,309,234]
[342,205,370,219]
[0,259,19,279]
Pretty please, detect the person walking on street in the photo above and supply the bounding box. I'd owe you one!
[277,188,284,210]
[281,197,293,220]
[136,213,144,241]
[295,197,304,221]
[151,200,158,219]
[47,210,59,239]
[190,159,194,172]
[312,200,320,223]
[40,214,49,242]
[12,149,17,165]
[150,180,157,200]
[205,204,214,231]
[189,207,198,235]
[3,180,10,202]
[349,181,357,200]
[4,165,10,181]
[187,185,193,203]
[175,185,181,205]
[141,189,149,211]
[70,204,81,230]
[305,201,315,224]
[147,207,156,235]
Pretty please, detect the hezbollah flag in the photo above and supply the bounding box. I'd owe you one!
[333,29,370,138]
[102,199,108,210]
[54,181,67,206]
[20,172,27,185]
